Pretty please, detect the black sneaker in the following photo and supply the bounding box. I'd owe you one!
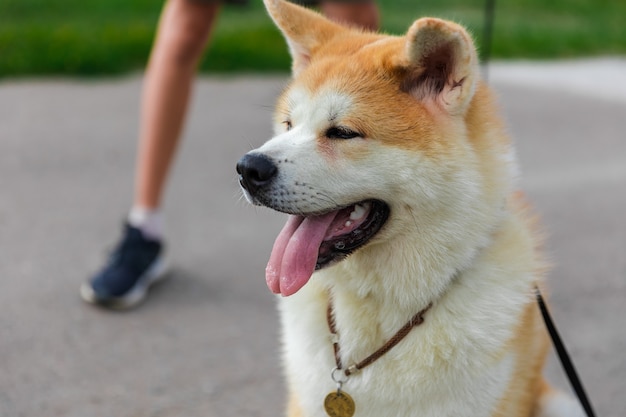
[81,223,167,309]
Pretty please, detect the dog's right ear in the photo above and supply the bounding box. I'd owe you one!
[264,0,346,76]
[401,18,479,116]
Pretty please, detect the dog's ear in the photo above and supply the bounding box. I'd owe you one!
[264,0,346,76]
[401,18,479,115]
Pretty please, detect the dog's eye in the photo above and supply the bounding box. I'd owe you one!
[283,120,292,131]
[326,126,360,140]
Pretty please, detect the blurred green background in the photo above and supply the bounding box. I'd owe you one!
[0,0,624,78]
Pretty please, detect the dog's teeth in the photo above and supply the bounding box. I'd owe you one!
[345,220,353,227]
[350,203,368,220]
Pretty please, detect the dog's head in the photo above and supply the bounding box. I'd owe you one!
[238,0,514,297]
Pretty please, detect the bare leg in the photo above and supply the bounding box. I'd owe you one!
[320,1,379,31]
[134,0,220,210]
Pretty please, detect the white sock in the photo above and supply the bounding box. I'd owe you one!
[127,206,164,241]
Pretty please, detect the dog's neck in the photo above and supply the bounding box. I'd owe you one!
[327,232,492,313]
[316,205,510,333]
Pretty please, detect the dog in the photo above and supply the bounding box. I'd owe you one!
[237,1,584,416]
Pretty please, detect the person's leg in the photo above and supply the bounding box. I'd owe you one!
[319,1,379,31]
[135,0,221,213]
[81,0,220,309]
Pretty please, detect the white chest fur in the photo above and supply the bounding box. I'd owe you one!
[278,247,536,417]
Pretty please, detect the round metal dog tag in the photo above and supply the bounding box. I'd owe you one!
[324,390,355,417]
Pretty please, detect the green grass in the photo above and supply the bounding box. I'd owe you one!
[0,0,624,78]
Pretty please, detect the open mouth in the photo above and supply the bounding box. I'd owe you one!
[266,199,390,296]
[316,200,390,269]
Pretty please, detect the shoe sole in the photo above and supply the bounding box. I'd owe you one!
[80,256,168,310]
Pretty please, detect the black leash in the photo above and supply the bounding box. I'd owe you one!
[535,286,597,417]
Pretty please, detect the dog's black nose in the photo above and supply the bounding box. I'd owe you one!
[236,153,278,194]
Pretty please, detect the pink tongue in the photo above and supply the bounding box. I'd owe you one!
[266,211,338,296]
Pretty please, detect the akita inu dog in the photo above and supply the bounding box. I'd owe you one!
[237,1,584,416]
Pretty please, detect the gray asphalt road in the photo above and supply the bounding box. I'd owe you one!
[1,59,624,417]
